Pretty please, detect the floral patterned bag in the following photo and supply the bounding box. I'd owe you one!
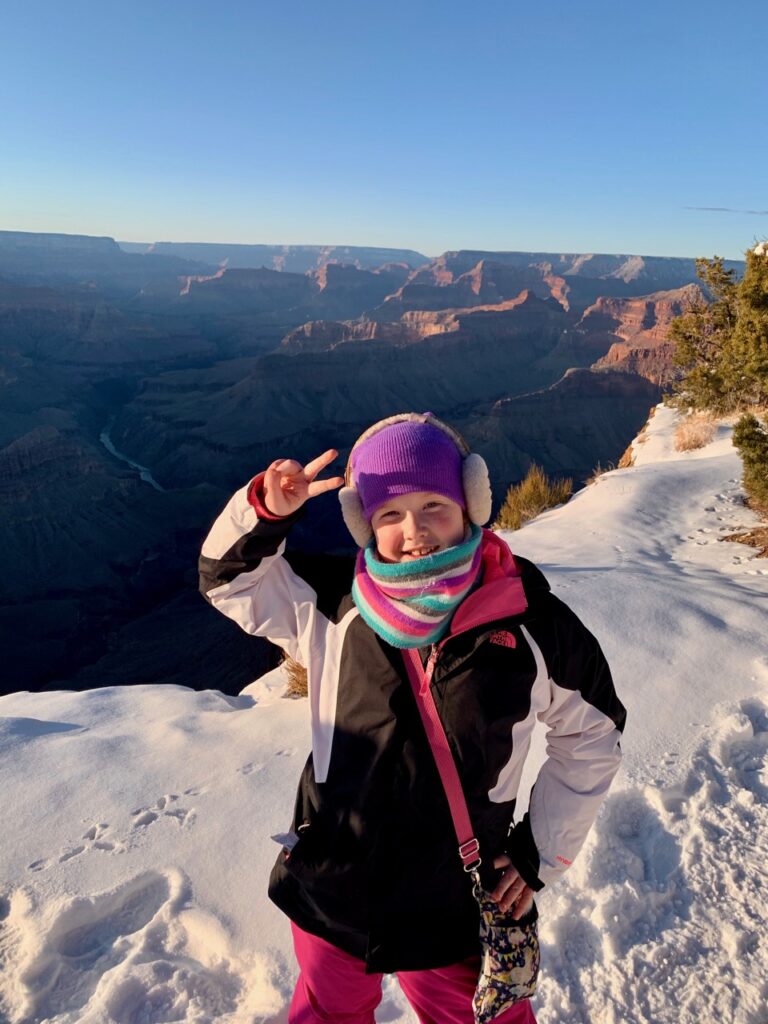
[471,881,540,1023]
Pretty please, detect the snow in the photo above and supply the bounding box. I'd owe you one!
[1,403,767,1024]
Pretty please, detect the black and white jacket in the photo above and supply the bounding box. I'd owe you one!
[199,479,626,973]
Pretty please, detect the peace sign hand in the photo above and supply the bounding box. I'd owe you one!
[262,449,344,517]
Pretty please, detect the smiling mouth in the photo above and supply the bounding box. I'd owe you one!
[403,546,439,558]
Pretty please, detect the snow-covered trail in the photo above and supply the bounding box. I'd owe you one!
[509,407,768,1023]
[1,405,766,1024]
[512,410,768,784]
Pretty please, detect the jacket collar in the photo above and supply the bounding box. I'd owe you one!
[447,529,528,638]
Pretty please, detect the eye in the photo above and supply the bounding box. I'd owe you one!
[424,501,444,510]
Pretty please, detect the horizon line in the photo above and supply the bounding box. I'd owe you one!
[0,225,752,263]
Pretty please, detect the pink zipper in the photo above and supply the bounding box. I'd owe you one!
[420,616,519,694]
[421,646,440,693]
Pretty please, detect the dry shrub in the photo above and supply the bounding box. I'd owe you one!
[493,464,572,531]
[586,461,615,485]
[723,525,768,558]
[282,653,308,698]
[674,413,716,452]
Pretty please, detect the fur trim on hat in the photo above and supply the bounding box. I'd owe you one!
[339,485,374,547]
[339,412,494,546]
[463,452,493,527]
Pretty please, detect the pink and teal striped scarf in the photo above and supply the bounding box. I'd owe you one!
[352,524,483,648]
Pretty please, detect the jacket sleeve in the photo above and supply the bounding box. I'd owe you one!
[198,474,325,667]
[506,603,626,889]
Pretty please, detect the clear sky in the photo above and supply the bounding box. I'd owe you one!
[1,0,765,260]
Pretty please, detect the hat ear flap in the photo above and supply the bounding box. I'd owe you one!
[463,453,492,526]
[339,486,373,547]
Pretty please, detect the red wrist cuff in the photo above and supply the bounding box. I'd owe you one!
[247,472,288,521]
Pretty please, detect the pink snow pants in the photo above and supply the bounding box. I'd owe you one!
[289,923,537,1024]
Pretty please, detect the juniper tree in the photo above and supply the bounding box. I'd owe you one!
[669,245,768,412]
[668,256,738,411]
[726,243,768,407]
[733,412,768,507]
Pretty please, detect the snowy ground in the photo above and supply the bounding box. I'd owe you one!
[1,404,767,1024]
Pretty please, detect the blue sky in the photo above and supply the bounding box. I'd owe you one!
[1,0,765,259]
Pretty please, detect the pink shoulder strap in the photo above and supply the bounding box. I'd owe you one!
[401,648,482,873]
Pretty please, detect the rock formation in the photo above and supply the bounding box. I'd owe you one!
[461,368,661,494]
[586,284,704,384]
[372,251,742,319]
[170,263,411,323]
[279,290,563,352]
[119,241,429,273]
[370,259,570,318]
[0,230,213,294]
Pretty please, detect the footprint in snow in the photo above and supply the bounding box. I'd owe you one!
[722,700,768,803]
[4,870,255,1024]
[583,789,689,957]
[588,789,681,890]
[59,845,86,863]
[550,911,604,972]
[183,784,208,796]
[28,823,123,873]
[0,890,25,986]
[131,794,196,832]
[18,871,172,1021]
[82,822,116,851]
[82,822,108,841]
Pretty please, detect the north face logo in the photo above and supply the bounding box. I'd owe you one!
[489,630,516,649]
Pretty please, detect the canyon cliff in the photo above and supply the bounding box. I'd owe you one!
[586,284,704,384]
[118,241,428,273]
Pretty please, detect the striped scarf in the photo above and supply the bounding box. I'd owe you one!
[352,524,484,648]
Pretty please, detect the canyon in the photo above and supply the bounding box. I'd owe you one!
[0,230,742,693]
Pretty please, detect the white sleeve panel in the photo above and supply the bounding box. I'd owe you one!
[488,625,551,803]
[207,555,327,667]
[201,480,260,560]
[201,480,330,668]
[201,483,364,780]
[524,630,622,887]
[311,605,360,783]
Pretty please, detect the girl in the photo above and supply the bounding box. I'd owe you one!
[199,412,626,1024]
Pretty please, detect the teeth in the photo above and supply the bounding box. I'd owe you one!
[408,547,437,556]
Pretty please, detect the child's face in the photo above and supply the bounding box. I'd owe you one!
[371,491,467,564]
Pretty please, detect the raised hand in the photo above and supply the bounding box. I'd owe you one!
[262,449,344,517]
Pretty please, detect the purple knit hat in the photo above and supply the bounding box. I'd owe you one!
[350,418,466,521]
